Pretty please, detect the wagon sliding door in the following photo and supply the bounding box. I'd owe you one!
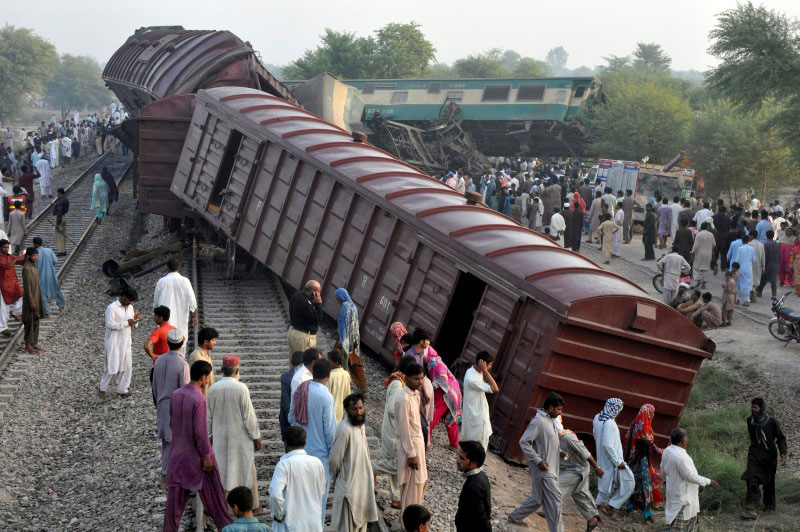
[171,107,258,233]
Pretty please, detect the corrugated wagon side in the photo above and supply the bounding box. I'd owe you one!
[171,87,715,462]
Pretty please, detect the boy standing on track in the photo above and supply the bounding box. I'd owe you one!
[164,360,233,532]
[21,247,43,356]
[99,287,140,397]
[53,188,69,257]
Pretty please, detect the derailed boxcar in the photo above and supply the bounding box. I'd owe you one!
[102,28,297,217]
[171,87,715,461]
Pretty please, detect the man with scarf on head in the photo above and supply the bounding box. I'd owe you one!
[741,397,787,520]
[592,398,635,516]
[329,392,379,531]
[100,167,118,215]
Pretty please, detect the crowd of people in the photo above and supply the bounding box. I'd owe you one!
[508,393,786,531]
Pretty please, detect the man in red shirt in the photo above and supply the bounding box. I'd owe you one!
[0,239,23,337]
[145,305,175,404]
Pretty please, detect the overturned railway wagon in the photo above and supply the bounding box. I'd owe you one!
[102,27,297,217]
[171,87,715,461]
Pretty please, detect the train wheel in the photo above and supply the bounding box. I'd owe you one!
[652,273,664,294]
[768,320,793,342]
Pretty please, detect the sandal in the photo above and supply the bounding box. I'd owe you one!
[586,515,601,532]
[741,510,758,520]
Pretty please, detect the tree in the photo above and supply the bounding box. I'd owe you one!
[281,29,376,80]
[597,55,631,76]
[588,77,692,162]
[501,50,521,71]
[545,46,569,75]
[0,25,57,121]
[632,42,672,72]
[688,101,798,202]
[45,54,110,120]
[513,57,552,78]
[706,2,800,160]
[453,49,510,78]
[426,62,455,78]
[372,22,436,78]
[281,22,435,80]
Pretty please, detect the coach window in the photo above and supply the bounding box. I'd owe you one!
[516,84,546,101]
[428,82,442,94]
[573,85,586,98]
[208,129,243,212]
[482,84,511,101]
[556,90,568,103]
[391,91,408,103]
[445,91,464,102]
[362,83,376,94]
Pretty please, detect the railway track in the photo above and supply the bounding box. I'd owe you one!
[180,243,385,531]
[0,152,132,381]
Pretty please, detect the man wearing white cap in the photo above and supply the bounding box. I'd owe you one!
[207,355,263,513]
[152,329,190,480]
[549,206,566,245]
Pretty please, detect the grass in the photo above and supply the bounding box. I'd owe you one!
[681,363,800,511]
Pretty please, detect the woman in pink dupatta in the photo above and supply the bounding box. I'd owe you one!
[425,347,462,450]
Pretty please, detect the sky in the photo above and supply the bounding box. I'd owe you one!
[3,0,800,72]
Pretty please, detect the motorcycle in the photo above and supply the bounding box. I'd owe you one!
[652,256,698,294]
[768,291,800,344]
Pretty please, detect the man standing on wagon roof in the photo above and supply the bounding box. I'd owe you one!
[288,280,322,361]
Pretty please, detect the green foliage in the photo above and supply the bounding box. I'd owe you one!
[452,48,510,78]
[688,100,798,201]
[372,23,436,78]
[45,54,110,119]
[513,57,552,78]
[425,62,455,78]
[588,76,691,162]
[281,23,435,80]
[501,50,521,71]
[707,2,800,161]
[682,363,800,511]
[281,29,376,80]
[545,46,569,74]
[0,25,57,120]
[632,42,672,72]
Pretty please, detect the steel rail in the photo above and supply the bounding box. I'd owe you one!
[0,154,132,374]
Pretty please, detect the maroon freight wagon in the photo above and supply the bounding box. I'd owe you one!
[170,86,715,461]
[102,27,297,217]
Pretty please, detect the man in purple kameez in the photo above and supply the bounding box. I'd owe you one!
[164,360,233,532]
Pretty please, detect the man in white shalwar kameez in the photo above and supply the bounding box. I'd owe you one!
[592,398,635,515]
[657,246,691,305]
[691,224,716,287]
[670,197,682,244]
[329,393,379,532]
[613,203,625,257]
[206,356,262,511]
[662,428,719,531]
[153,258,197,343]
[747,236,765,300]
[508,392,565,531]
[99,288,140,396]
[34,157,53,199]
[48,138,58,168]
[372,369,404,506]
[460,351,499,451]
[269,426,326,532]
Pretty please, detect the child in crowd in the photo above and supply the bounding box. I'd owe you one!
[222,486,269,532]
[325,347,352,423]
[722,268,737,326]
[403,504,431,532]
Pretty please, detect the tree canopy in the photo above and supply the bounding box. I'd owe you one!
[588,76,692,162]
[545,46,569,75]
[45,54,111,120]
[0,25,57,121]
[632,42,672,72]
[281,23,435,80]
[706,1,800,159]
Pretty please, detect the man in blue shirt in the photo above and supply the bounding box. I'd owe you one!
[756,210,773,243]
[289,358,336,526]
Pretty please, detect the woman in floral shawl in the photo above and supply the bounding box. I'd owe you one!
[90,174,110,223]
[389,321,408,363]
[424,346,462,450]
[624,404,664,521]
[335,288,359,362]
